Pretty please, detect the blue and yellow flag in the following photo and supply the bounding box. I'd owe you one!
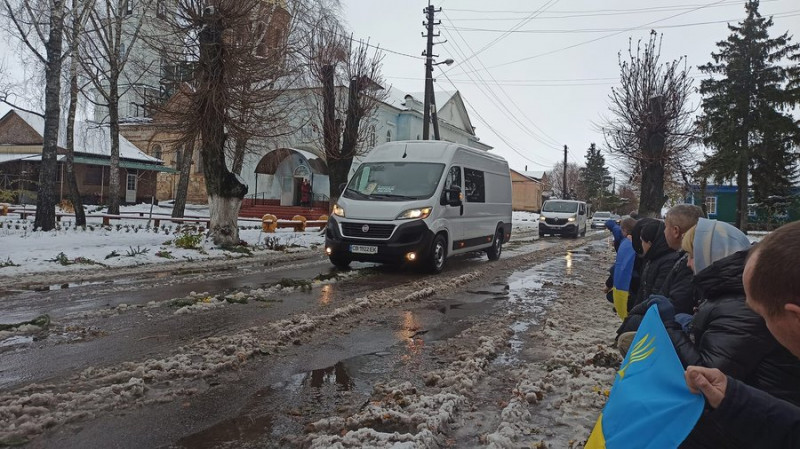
[585,306,704,449]
[612,238,636,319]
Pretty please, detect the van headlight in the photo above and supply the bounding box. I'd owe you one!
[396,207,432,220]
[332,204,345,217]
[567,216,576,222]
[539,216,546,221]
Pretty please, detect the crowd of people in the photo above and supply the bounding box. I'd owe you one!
[600,207,800,448]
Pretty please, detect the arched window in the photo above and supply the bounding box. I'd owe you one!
[151,144,162,160]
[367,125,376,148]
[386,130,392,142]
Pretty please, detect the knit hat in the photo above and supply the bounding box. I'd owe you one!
[691,218,751,274]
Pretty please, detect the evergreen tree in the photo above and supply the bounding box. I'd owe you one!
[580,143,610,208]
[697,0,800,230]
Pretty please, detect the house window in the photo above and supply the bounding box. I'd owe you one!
[151,144,162,160]
[175,148,183,171]
[126,0,133,15]
[748,204,757,217]
[386,130,391,142]
[705,196,717,215]
[126,170,137,190]
[464,168,485,203]
[367,125,376,148]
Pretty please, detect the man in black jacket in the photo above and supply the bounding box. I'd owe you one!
[685,220,800,448]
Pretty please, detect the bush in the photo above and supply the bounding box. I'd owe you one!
[174,232,203,249]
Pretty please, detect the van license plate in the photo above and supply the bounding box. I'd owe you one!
[350,245,378,254]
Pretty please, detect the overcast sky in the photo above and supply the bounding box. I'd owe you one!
[1,1,798,179]
[343,0,800,177]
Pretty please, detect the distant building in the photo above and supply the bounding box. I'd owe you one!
[0,110,171,205]
[510,169,543,212]
[686,184,800,227]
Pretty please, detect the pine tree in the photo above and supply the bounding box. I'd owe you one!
[580,143,610,209]
[697,0,800,230]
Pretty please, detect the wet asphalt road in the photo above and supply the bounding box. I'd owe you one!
[0,230,607,448]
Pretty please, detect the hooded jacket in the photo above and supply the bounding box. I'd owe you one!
[617,219,688,334]
[668,248,800,406]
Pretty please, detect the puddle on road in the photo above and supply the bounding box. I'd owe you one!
[493,245,594,366]
[174,391,275,449]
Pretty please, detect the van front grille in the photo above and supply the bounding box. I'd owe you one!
[545,218,568,225]
[341,222,395,239]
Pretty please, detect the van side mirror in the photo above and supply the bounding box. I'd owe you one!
[441,186,463,207]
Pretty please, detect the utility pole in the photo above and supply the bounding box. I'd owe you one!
[422,3,440,140]
[563,144,568,199]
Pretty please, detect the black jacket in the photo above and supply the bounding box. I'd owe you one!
[617,220,682,334]
[668,249,800,405]
[681,377,800,449]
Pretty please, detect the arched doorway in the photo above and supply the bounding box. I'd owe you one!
[253,148,329,207]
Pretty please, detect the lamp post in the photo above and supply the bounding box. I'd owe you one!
[424,58,453,140]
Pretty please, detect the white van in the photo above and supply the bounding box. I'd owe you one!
[324,141,512,273]
[538,199,588,238]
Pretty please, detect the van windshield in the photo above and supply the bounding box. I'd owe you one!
[343,162,446,201]
[593,212,610,218]
[542,201,579,213]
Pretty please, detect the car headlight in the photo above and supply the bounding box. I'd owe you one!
[332,204,345,217]
[539,216,546,221]
[396,207,432,220]
[567,216,576,222]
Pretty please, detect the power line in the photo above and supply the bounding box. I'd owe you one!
[440,11,562,149]
[444,0,560,74]
[440,10,800,34]
[449,0,733,78]
[444,0,779,15]
[439,71,556,169]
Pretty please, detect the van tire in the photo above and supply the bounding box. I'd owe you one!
[487,229,503,261]
[329,254,351,269]
[426,234,448,274]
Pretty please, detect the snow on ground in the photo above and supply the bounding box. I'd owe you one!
[0,203,325,277]
[0,206,540,278]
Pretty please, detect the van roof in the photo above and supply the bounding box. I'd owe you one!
[363,140,507,164]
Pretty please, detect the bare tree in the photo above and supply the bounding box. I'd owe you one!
[1,0,70,231]
[546,161,582,200]
[146,0,309,245]
[79,0,154,215]
[62,0,93,226]
[602,31,696,217]
[304,10,386,206]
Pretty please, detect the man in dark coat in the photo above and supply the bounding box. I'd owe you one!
[684,220,800,448]
[616,218,694,348]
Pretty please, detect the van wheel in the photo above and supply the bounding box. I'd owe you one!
[426,234,447,274]
[487,229,503,261]
[329,254,351,269]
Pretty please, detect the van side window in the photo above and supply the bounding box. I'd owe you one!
[445,166,461,190]
[464,168,485,203]
[579,204,585,215]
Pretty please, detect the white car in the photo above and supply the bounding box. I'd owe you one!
[591,211,615,229]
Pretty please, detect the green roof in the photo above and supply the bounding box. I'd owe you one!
[73,155,178,173]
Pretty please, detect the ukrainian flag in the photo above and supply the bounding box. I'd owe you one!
[585,306,704,449]
[612,238,636,319]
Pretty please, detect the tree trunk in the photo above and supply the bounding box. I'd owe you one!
[66,49,86,226]
[331,76,363,206]
[321,64,340,207]
[638,96,667,218]
[34,3,66,232]
[107,74,121,214]
[198,11,247,246]
[231,135,247,175]
[736,146,749,232]
[171,143,194,218]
